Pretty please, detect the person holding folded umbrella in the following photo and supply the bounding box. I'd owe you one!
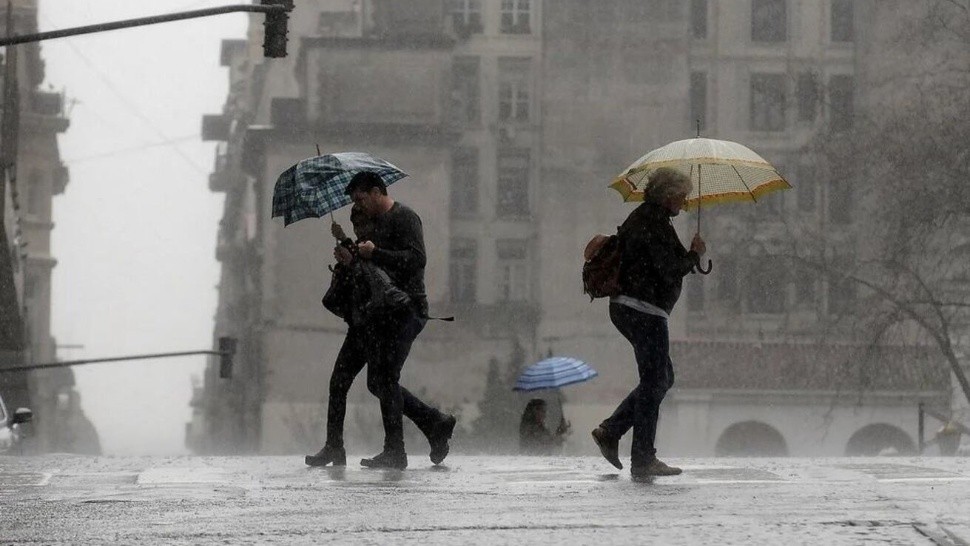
[591,167,705,479]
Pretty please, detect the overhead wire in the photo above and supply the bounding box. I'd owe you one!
[38,11,210,175]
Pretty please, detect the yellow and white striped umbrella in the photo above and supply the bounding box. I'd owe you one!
[609,138,792,210]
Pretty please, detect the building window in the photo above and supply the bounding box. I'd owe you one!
[450,148,479,216]
[24,276,37,300]
[498,57,531,123]
[796,72,819,123]
[796,271,816,307]
[796,164,816,212]
[496,239,530,302]
[751,0,787,43]
[829,74,854,131]
[26,170,42,215]
[831,0,854,42]
[750,73,786,131]
[500,0,531,34]
[450,238,477,303]
[496,148,531,218]
[317,10,359,37]
[828,179,852,224]
[450,56,480,125]
[762,164,785,217]
[747,255,787,314]
[448,0,483,36]
[691,0,708,39]
[690,71,707,131]
[826,260,856,315]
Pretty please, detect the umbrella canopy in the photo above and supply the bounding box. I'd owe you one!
[513,356,598,392]
[609,138,791,210]
[272,152,408,226]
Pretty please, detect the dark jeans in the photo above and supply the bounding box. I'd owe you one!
[363,309,444,452]
[325,323,441,450]
[600,303,674,467]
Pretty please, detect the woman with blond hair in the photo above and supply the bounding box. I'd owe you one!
[591,167,706,479]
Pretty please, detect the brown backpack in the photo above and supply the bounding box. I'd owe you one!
[582,233,622,300]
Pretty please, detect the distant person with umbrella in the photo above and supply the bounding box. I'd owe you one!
[335,172,456,470]
[513,356,596,455]
[591,167,705,479]
[519,399,570,455]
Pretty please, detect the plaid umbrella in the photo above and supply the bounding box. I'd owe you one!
[272,152,408,226]
[513,357,598,392]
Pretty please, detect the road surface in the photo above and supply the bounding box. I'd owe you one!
[2,455,969,544]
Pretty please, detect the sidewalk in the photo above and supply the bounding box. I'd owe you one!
[2,455,969,544]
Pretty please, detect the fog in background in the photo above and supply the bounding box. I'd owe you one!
[42,1,245,455]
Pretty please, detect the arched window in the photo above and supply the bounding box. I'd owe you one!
[845,424,915,456]
[715,421,788,456]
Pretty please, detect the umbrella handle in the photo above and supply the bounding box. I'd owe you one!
[695,255,713,275]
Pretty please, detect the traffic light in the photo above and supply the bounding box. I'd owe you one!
[218,336,237,379]
[261,0,293,58]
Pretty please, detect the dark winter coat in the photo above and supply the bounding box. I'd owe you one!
[368,202,428,316]
[617,202,698,314]
[322,250,411,326]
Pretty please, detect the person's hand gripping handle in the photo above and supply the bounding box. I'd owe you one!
[691,233,712,274]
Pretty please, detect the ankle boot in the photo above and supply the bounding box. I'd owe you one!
[305,445,346,467]
[360,450,408,470]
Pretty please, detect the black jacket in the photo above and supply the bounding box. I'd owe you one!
[617,202,698,314]
[369,202,428,315]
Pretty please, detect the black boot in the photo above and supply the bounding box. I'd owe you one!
[428,414,457,465]
[305,445,346,467]
[360,450,408,470]
[591,427,623,470]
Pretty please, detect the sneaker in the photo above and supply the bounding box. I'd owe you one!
[305,445,346,467]
[631,458,682,478]
[360,450,408,470]
[591,427,623,470]
[428,414,457,465]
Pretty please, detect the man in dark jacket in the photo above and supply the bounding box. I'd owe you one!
[330,172,456,470]
[591,167,706,479]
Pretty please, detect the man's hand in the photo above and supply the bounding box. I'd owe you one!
[334,245,353,265]
[357,240,376,259]
[331,221,347,241]
[690,233,707,256]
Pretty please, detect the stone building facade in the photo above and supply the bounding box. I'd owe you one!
[189,0,954,457]
[0,0,99,454]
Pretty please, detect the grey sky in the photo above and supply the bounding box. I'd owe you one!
[41,1,246,454]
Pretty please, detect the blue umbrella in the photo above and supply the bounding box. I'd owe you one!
[272,152,408,226]
[513,356,598,392]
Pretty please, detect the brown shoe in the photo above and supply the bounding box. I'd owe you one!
[591,427,623,470]
[631,458,682,478]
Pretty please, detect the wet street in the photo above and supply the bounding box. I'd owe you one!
[2,455,969,544]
